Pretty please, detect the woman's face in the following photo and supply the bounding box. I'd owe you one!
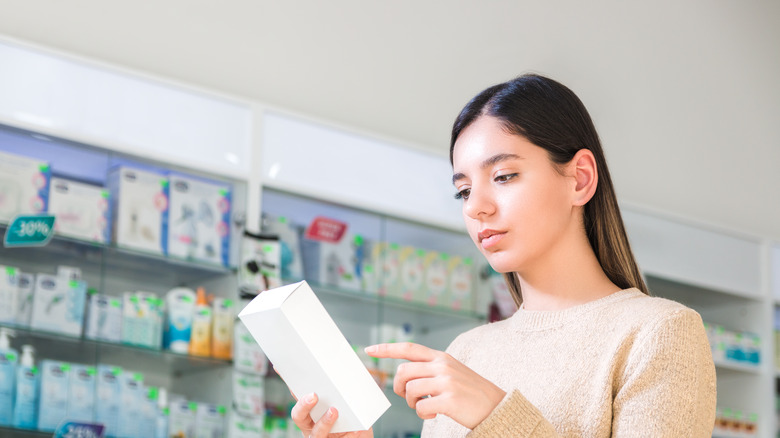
[452,116,576,274]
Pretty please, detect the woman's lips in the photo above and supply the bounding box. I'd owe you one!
[478,229,506,250]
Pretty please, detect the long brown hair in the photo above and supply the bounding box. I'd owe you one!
[450,74,648,305]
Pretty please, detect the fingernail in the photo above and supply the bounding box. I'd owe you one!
[328,407,337,418]
[305,394,316,404]
[364,345,377,354]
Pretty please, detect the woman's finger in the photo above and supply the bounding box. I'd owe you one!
[309,407,339,437]
[365,342,439,362]
[404,376,442,410]
[290,392,318,432]
[393,361,436,398]
[414,395,443,420]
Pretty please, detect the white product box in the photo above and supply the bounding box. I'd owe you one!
[30,275,87,337]
[117,372,144,438]
[85,293,123,342]
[373,242,401,297]
[37,360,70,432]
[423,252,449,307]
[168,175,232,266]
[108,166,169,255]
[447,257,475,312]
[67,364,96,423]
[195,403,227,438]
[228,409,264,438]
[169,400,197,438]
[0,150,51,223]
[301,234,366,292]
[121,292,163,349]
[238,281,390,433]
[0,265,19,324]
[15,272,34,326]
[233,319,268,376]
[95,365,122,438]
[233,371,265,417]
[49,178,110,244]
[262,215,304,279]
[398,246,425,302]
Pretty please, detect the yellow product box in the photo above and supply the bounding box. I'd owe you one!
[422,251,449,307]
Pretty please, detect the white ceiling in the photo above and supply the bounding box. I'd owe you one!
[0,0,778,240]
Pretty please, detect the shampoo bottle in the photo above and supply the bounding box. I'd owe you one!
[165,287,196,353]
[0,328,18,426]
[12,345,38,429]
[189,287,212,357]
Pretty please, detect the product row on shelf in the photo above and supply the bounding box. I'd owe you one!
[714,406,759,438]
[704,322,762,368]
[0,149,234,267]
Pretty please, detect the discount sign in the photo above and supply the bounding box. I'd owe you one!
[4,214,56,248]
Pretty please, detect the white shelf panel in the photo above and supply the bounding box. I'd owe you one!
[713,359,761,375]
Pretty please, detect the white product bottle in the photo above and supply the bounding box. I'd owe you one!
[0,328,18,426]
[12,345,38,429]
[155,387,169,438]
[165,287,196,353]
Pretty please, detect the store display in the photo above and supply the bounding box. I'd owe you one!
[168,174,232,267]
[37,360,70,432]
[714,407,758,437]
[0,150,51,223]
[212,297,235,359]
[238,280,391,433]
[29,274,87,337]
[0,328,17,425]
[12,345,38,429]
[704,322,761,366]
[108,166,170,255]
[261,215,304,279]
[48,177,111,244]
[0,265,19,324]
[85,292,123,342]
[66,364,96,424]
[302,233,366,292]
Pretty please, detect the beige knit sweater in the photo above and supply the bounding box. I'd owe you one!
[420,288,717,437]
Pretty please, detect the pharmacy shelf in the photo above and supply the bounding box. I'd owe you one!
[0,224,235,286]
[0,322,232,378]
[713,359,762,375]
[0,426,49,438]
[713,432,758,438]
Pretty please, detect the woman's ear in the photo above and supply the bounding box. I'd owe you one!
[570,149,598,206]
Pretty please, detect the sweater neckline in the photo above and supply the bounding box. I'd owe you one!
[509,288,644,330]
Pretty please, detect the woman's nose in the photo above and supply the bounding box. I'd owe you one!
[463,186,496,219]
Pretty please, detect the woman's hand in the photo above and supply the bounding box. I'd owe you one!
[290,392,374,438]
[365,342,506,430]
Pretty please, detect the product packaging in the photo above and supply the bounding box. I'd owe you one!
[140,387,160,438]
[117,372,144,438]
[189,287,212,357]
[95,365,122,438]
[238,280,390,432]
[262,215,304,279]
[15,272,35,327]
[301,234,366,292]
[233,319,268,376]
[122,292,164,349]
[67,364,96,423]
[374,242,401,297]
[0,328,18,426]
[108,166,169,255]
[447,257,475,312]
[12,345,38,429]
[168,174,232,266]
[423,252,449,307]
[29,275,87,337]
[164,287,196,353]
[398,246,425,302]
[0,150,50,223]
[228,409,264,438]
[169,399,198,438]
[85,292,123,342]
[0,265,19,324]
[212,297,235,359]
[195,403,227,438]
[239,232,282,294]
[37,360,70,432]
[232,370,265,417]
[48,177,111,243]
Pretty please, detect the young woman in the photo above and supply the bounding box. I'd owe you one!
[291,74,717,437]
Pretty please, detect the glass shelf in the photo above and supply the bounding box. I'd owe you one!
[0,426,50,438]
[0,322,232,378]
[713,358,761,375]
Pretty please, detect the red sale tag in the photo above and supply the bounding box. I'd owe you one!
[305,216,348,243]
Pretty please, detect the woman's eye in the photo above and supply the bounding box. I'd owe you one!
[495,173,518,183]
[454,188,471,200]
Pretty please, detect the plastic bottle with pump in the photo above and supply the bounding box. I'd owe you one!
[189,287,212,357]
[0,328,18,426]
[12,345,38,429]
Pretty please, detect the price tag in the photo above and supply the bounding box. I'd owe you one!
[3,214,56,248]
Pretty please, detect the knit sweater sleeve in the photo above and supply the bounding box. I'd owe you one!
[466,308,716,438]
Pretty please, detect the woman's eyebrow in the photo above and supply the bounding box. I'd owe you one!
[452,153,523,185]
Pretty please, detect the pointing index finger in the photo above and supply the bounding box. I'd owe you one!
[365,342,438,361]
